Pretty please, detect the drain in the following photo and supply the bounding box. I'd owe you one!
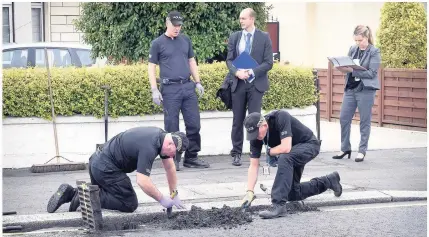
[76,181,103,231]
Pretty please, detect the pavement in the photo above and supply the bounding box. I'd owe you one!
[2,147,427,234]
[3,116,428,168]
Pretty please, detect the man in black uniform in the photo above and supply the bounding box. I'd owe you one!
[240,111,343,219]
[47,127,188,213]
[148,11,209,170]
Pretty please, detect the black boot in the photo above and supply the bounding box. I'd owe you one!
[326,171,342,197]
[232,154,242,166]
[69,188,80,212]
[47,184,76,213]
[259,203,287,219]
[183,157,210,168]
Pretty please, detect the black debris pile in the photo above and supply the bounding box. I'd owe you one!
[249,201,319,214]
[167,205,253,230]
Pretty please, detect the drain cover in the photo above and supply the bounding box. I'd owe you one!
[76,181,103,231]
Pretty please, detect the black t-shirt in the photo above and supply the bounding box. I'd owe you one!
[346,49,365,90]
[100,127,164,176]
[148,33,195,81]
[250,110,316,158]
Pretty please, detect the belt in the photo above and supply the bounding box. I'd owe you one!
[162,78,190,85]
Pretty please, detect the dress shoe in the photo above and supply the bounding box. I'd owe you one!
[355,152,365,162]
[332,150,351,159]
[232,154,242,166]
[259,203,287,219]
[183,157,210,168]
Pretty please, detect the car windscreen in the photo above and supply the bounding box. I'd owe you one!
[75,49,96,67]
[3,49,29,68]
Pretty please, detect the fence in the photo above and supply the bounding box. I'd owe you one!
[316,63,427,129]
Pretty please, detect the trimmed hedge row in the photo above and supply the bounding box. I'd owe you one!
[2,63,317,120]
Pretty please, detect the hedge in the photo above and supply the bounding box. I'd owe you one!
[376,2,427,69]
[2,63,317,120]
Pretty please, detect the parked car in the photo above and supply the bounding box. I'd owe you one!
[2,42,107,69]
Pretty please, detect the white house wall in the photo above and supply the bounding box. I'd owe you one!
[12,2,32,43]
[49,2,83,44]
[268,2,384,68]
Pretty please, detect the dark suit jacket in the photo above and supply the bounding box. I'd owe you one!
[345,44,381,90]
[225,29,273,93]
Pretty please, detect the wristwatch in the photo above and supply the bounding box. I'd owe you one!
[266,147,271,156]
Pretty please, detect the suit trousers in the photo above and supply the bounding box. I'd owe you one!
[271,139,330,205]
[339,85,376,154]
[88,152,138,213]
[230,79,264,155]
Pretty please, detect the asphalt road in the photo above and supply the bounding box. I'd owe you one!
[3,148,427,215]
[6,201,427,237]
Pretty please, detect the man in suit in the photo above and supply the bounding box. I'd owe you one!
[226,8,273,166]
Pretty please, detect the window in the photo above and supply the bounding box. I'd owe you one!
[2,5,13,43]
[2,49,29,68]
[75,49,96,67]
[35,48,72,68]
[31,2,43,42]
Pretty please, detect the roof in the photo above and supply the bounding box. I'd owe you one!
[2,42,93,51]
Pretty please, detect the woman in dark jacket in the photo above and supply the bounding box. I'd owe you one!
[333,25,381,162]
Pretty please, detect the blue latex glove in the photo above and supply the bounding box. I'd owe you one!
[171,195,186,209]
[159,196,174,208]
[196,82,204,96]
[267,155,278,167]
[151,88,163,106]
[266,146,278,167]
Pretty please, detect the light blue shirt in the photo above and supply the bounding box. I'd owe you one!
[239,28,255,54]
[238,28,256,82]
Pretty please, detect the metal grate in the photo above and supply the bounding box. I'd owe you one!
[76,181,103,231]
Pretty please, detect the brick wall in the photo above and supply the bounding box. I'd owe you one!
[49,2,83,44]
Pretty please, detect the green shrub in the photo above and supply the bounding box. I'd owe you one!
[376,2,427,69]
[74,2,271,63]
[2,63,317,120]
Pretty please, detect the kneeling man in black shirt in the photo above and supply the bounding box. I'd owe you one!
[241,111,342,219]
[47,127,188,213]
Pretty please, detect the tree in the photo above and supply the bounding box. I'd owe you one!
[376,2,427,68]
[74,2,271,63]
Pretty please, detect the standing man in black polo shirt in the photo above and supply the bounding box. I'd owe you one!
[148,11,209,170]
[47,127,187,213]
[226,8,273,166]
[240,111,343,219]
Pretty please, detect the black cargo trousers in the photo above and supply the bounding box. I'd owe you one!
[270,137,331,204]
[160,78,201,161]
[88,152,138,213]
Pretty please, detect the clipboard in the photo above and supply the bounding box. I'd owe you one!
[327,56,366,70]
[233,51,259,80]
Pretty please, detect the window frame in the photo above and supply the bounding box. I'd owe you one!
[2,4,13,43]
[31,2,44,42]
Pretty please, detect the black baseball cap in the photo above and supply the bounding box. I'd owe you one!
[171,131,188,154]
[243,112,265,141]
[167,11,184,26]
